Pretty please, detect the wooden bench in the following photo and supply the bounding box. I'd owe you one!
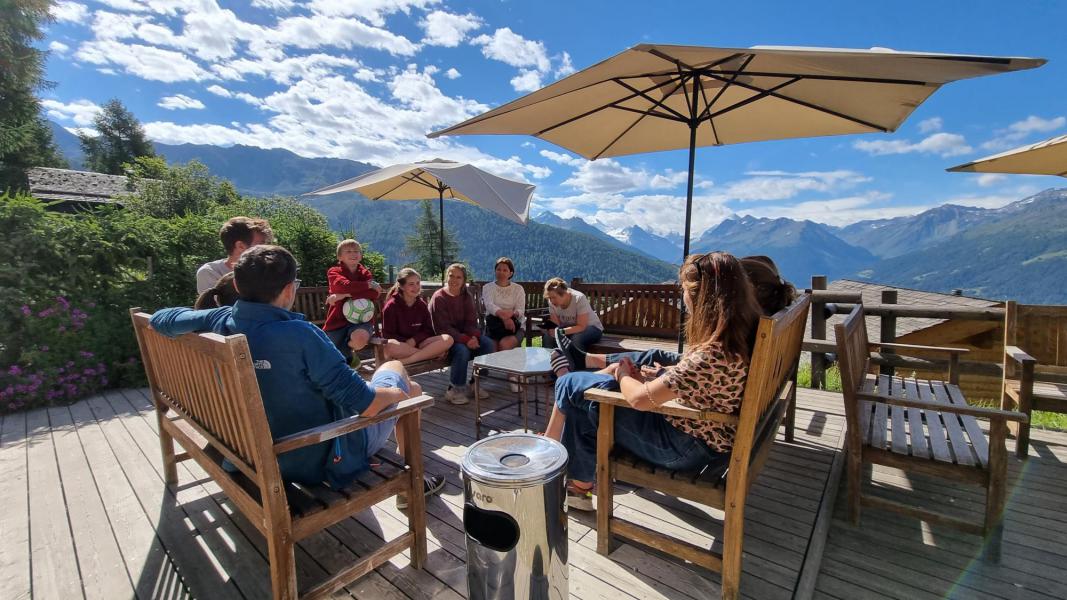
[584,295,810,600]
[835,304,1027,563]
[1001,300,1067,458]
[130,309,433,599]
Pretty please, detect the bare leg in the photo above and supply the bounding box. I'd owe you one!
[383,340,420,360]
[544,403,566,441]
[349,328,371,352]
[498,334,520,351]
[585,353,608,369]
[374,361,413,457]
[398,334,453,364]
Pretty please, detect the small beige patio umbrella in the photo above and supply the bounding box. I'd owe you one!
[947,133,1067,177]
[428,43,1044,349]
[305,158,536,278]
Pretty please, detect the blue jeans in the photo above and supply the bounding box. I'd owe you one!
[544,326,603,369]
[448,334,495,386]
[554,372,728,482]
[605,349,682,368]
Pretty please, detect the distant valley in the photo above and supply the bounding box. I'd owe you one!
[47,122,1067,302]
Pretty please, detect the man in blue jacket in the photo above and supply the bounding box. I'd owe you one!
[151,245,444,504]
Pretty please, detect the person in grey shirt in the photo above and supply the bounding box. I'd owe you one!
[196,216,273,294]
[543,277,603,375]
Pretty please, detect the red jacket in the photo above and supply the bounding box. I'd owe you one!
[323,263,380,332]
[381,295,434,344]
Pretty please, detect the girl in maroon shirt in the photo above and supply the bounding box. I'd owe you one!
[381,268,454,364]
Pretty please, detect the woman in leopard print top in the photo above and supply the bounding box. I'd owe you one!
[545,252,763,510]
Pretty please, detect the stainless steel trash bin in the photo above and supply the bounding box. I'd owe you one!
[462,433,568,600]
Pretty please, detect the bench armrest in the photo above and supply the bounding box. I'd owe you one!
[1004,345,1037,367]
[273,395,434,455]
[870,341,969,356]
[856,391,1028,423]
[584,388,740,425]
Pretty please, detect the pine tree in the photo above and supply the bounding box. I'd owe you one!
[0,0,68,192]
[79,99,156,175]
[404,199,459,280]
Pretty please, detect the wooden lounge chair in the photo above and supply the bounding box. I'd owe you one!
[1001,300,1067,458]
[584,295,810,600]
[835,304,1027,562]
[130,309,433,599]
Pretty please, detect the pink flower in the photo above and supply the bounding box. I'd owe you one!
[21,305,31,316]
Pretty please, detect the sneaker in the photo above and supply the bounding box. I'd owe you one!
[467,379,490,400]
[397,473,447,510]
[553,329,581,371]
[445,385,470,405]
[566,482,594,512]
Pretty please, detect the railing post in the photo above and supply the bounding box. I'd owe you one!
[880,290,898,377]
[810,275,827,390]
[388,265,395,284]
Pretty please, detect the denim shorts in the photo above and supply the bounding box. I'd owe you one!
[326,321,375,358]
[364,369,409,456]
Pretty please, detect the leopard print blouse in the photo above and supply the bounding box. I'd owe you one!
[662,341,749,453]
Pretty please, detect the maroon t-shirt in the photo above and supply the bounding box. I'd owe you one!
[381,295,434,344]
[429,288,481,344]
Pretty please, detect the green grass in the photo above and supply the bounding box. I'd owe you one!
[797,363,1066,432]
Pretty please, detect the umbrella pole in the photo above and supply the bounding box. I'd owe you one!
[678,112,698,353]
[438,188,446,281]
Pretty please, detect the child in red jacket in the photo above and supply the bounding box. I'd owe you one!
[323,239,381,361]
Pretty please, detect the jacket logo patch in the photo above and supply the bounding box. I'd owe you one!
[253,360,272,369]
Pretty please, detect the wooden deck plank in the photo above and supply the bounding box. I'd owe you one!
[48,405,136,599]
[0,412,31,600]
[25,407,85,600]
[66,398,192,600]
[83,393,245,600]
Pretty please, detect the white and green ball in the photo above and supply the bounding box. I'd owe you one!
[343,298,375,323]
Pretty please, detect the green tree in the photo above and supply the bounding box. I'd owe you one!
[125,156,239,217]
[0,0,67,192]
[404,200,459,280]
[79,99,155,175]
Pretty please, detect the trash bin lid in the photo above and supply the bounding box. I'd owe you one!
[462,433,568,486]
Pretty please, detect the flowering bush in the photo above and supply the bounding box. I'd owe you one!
[0,296,138,412]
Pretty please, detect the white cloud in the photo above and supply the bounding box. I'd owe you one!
[737,194,917,227]
[308,0,440,27]
[270,15,419,56]
[510,69,542,92]
[918,117,942,133]
[51,1,88,23]
[562,158,689,194]
[539,150,582,167]
[471,28,550,71]
[719,170,869,202]
[976,173,1006,187]
[158,94,205,110]
[206,84,232,98]
[555,51,575,78]
[980,115,1066,151]
[942,188,1039,209]
[853,132,972,158]
[420,11,482,47]
[444,67,461,79]
[75,39,213,82]
[251,0,294,10]
[41,99,101,126]
[49,41,70,55]
[535,192,733,237]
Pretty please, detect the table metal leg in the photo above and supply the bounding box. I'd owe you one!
[474,371,482,439]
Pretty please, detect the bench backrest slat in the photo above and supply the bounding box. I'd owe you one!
[730,296,811,482]
[132,311,272,477]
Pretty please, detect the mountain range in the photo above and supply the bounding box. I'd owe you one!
[46,121,1067,301]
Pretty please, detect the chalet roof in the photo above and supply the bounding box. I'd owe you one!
[818,279,1001,344]
[27,167,133,206]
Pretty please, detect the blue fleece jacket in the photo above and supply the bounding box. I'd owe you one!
[149,300,379,487]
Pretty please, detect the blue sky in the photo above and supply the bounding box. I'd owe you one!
[39,0,1067,237]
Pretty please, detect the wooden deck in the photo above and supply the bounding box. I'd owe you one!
[1,371,1063,599]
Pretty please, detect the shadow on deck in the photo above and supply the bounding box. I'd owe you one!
[1,372,1063,599]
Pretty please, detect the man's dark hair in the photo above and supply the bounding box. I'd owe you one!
[234,245,298,303]
[220,216,273,254]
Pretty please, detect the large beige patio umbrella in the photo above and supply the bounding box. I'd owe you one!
[428,44,1044,349]
[947,133,1067,177]
[305,158,536,277]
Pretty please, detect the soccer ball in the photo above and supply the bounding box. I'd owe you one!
[343,298,375,323]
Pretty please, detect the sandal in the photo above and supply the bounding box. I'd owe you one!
[566,481,594,511]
